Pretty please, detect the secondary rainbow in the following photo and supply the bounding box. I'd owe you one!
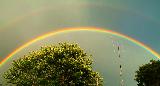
[0,27,159,67]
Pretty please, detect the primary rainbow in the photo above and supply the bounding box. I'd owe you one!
[0,27,159,67]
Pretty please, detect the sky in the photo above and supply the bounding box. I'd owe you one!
[0,0,160,85]
[0,30,159,85]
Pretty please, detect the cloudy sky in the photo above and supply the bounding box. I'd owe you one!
[0,0,160,85]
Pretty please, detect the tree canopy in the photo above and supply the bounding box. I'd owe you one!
[135,60,160,86]
[3,42,103,86]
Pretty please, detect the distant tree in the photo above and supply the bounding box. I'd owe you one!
[3,42,103,86]
[135,60,160,86]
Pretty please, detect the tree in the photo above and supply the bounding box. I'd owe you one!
[135,60,160,86]
[3,42,103,86]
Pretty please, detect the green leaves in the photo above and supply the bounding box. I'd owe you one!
[135,60,160,86]
[3,42,103,86]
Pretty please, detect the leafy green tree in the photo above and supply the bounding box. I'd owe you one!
[135,60,160,86]
[3,42,103,86]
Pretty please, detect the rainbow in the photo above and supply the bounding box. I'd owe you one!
[0,27,160,67]
[1,4,156,32]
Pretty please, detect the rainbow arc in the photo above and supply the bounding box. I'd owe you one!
[0,27,159,67]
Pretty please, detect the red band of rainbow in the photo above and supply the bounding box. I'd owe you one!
[0,27,159,67]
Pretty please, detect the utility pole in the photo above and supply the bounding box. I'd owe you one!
[111,36,124,86]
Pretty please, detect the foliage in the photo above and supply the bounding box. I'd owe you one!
[3,42,103,86]
[135,60,160,86]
